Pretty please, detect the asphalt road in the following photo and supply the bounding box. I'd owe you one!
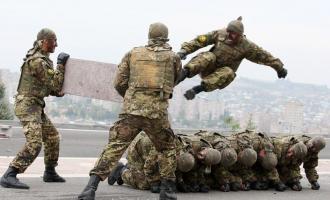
[1,127,330,158]
[0,176,329,200]
[1,126,330,200]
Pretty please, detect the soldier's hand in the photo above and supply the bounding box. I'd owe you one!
[219,183,230,192]
[177,49,187,60]
[277,68,287,79]
[184,89,196,100]
[242,182,251,191]
[177,68,189,84]
[57,52,70,66]
[311,181,320,190]
[290,182,302,191]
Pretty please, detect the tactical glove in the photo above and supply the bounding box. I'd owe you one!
[176,68,189,84]
[311,181,320,190]
[177,49,187,60]
[184,85,205,100]
[57,52,70,66]
[277,68,287,78]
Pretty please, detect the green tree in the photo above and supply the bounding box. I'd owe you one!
[0,82,14,120]
[223,115,240,131]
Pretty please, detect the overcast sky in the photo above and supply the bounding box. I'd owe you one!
[1,0,329,86]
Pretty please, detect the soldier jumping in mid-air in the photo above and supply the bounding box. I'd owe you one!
[177,17,288,100]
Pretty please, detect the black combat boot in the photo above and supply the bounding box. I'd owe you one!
[43,166,66,182]
[274,182,286,191]
[107,162,126,185]
[78,175,101,200]
[0,166,29,189]
[150,181,161,193]
[159,179,177,200]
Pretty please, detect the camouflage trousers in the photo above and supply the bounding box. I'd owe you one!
[184,51,236,92]
[122,168,150,190]
[277,165,302,184]
[90,114,177,181]
[11,102,59,173]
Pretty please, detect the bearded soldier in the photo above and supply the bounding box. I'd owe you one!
[78,22,182,200]
[0,28,69,189]
[272,136,308,191]
[176,16,287,100]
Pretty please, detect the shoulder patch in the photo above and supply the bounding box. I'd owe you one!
[47,69,55,75]
[198,35,207,43]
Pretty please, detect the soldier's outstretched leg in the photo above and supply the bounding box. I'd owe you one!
[78,116,140,200]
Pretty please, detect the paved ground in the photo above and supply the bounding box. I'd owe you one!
[0,126,330,199]
[0,176,329,200]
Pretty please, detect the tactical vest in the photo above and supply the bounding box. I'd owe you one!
[128,47,175,98]
[17,52,52,98]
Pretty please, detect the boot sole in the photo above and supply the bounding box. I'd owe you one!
[0,180,30,189]
[43,178,66,182]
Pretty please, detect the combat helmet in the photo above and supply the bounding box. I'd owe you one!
[220,148,237,167]
[204,148,222,174]
[177,152,195,173]
[148,22,168,40]
[37,28,56,41]
[238,148,257,167]
[227,16,244,35]
[260,151,278,170]
[291,142,308,159]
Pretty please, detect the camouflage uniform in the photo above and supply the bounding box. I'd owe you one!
[122,132,191,191]
[272,136,304,184]
[89,36,182,184]
[294,135,321,184]
[232,131,281,185]
[180,28,284,92]
[10,45,65,173]
[121,132,159,190]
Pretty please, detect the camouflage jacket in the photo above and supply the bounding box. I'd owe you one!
[17,50,64,99]
[114,44,182,119]
[181,28,283,76]
[272,136,303,182]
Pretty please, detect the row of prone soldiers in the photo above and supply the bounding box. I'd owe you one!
[107,130,326,193]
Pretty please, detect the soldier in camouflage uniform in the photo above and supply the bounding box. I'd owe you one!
[177,134,221,193]
[232,131,285,191]
[291,135,326,190]
[78,22,182,200]
[0,28,69,189]
[176,16,288,100]
[108,132,195,194]
[272,136,308,191]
